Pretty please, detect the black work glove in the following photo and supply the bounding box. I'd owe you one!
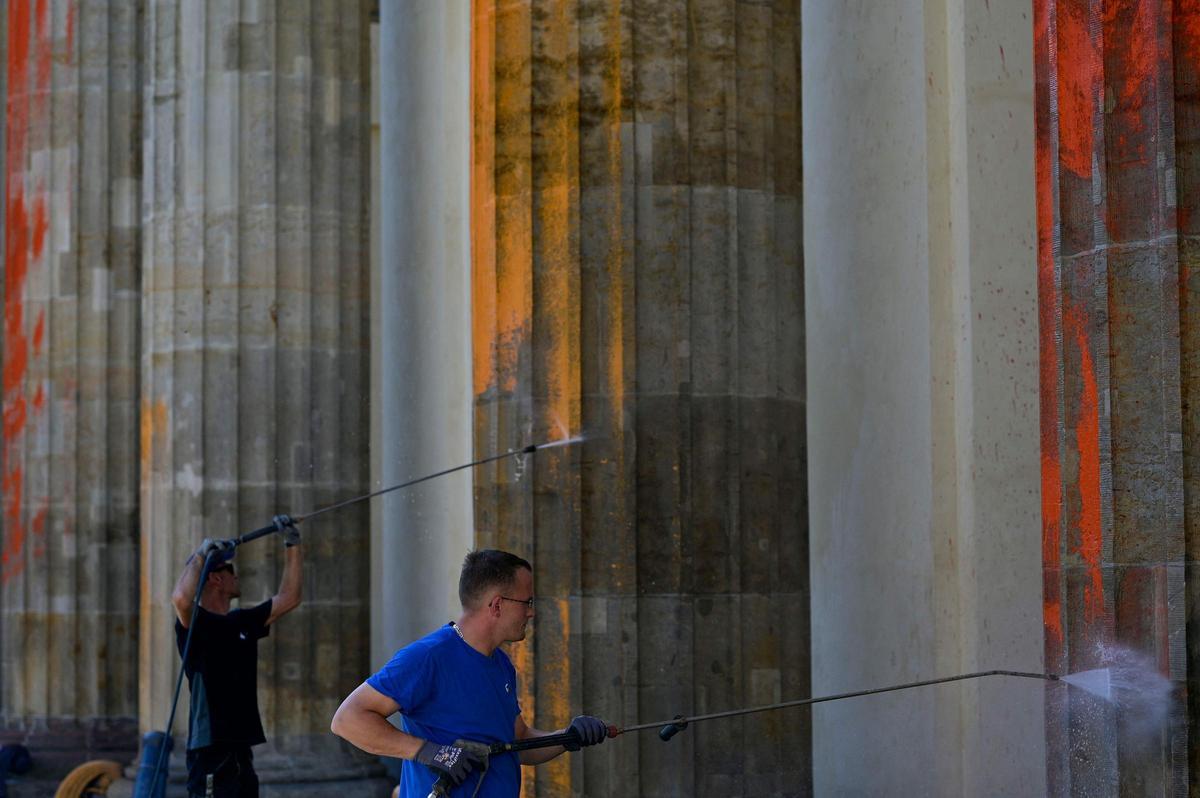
[273,514,301,547]
[197,538,236,561]
[415,740,484,787]
[565,715,609,751]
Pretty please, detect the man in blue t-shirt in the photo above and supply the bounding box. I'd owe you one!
[331,549,610,797]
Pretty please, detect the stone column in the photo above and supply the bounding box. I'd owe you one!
[1035,0,1191,792]
[0,0,140,776]
[372,0,473,670]
[805,0,1043,794]
[140,1,382,790]
[471,2,806,795]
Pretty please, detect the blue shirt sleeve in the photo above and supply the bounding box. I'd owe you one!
[367,642,435,714]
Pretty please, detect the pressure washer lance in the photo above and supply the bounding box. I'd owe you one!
[425,670,1057,796]
[139,439,572,798]
[427,728,617,798]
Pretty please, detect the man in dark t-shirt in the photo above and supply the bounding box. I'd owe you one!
[172,517,303,798]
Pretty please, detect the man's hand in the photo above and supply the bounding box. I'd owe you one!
[197,538,235,561]
[415,741,485,787]
[565,715,609,751]
[274,514,301,547]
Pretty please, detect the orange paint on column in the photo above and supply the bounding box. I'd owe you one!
[1102,0,1158,141]
[2,0,55,584]
[602,3,625,419]
[488,0,533,398]
[1069,308,1105,621]
[1056,0,1098,179]
[472,0,498,398]
[32,310,44,355]
[2,2,32,584]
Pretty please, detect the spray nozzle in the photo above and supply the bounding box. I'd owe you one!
[658,715,688,742]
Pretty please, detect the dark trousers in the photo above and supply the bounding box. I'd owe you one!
[186,745,258,798]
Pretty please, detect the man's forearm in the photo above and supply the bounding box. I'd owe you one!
[331,709,425,760]
[170,548,205,625]
[517,726,566,765]
[279,543,302,598]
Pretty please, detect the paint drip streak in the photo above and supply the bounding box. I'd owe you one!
[2,0,52,583]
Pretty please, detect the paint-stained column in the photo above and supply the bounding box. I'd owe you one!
[472,2,807,796]
[0,0,141,774]
[140,1,382,789]
[1035,0,1191,792]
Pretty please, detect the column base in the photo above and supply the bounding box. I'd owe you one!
[0,716,137,793]
[105,734,393,798]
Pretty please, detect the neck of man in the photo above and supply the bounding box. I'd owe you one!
[453,612,498,657]
[201,589,233,615]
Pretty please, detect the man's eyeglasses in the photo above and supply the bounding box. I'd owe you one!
[497,595,534,609]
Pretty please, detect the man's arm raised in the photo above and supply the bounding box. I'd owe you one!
[267,539,302,626]
[172,538,233,627]
[170,551,204,628]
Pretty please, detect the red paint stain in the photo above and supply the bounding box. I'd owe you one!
[1,0,53,584]
[1057,0,1098,179]
[31,383,44,412]
[33,0,50,117]
[1102,0,1157,140]
[1067,305,1104,622]
[65,0,75,55]
[1176,4,1200,234]
[32,309,43,356]
[6,2,31,164]
[30,196,46,258]
[30,502,46,537]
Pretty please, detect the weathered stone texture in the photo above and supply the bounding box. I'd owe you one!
[1035,0,1192,791]
[139,0,375,784]
[473,2,806,795]
[0,0,140,774]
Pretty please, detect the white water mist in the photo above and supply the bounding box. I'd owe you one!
[1061,644,1174,728]
[537,434,585,450]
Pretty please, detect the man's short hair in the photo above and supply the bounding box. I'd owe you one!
[459,549,532,608]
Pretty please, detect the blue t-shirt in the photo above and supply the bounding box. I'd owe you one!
[368,624,522,798]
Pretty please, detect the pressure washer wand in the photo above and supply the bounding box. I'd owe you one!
[622,669,1060,741]
[235,442,552,544]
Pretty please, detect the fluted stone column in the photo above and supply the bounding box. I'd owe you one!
[372,0,473,671]
[139,1,382,791]
[805,0,1042,794]
[0,0,140,775]
[1035,0,1192,792]
[471,2,806,796]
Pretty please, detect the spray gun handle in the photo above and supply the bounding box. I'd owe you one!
[658,715,688,741]
[426,776,451,798]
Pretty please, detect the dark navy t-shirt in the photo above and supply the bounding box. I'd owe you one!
[174,599,272,750]
[368,624,522,798]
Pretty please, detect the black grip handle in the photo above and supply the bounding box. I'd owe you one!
[658,715,688,741]
[236,519,290,545]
